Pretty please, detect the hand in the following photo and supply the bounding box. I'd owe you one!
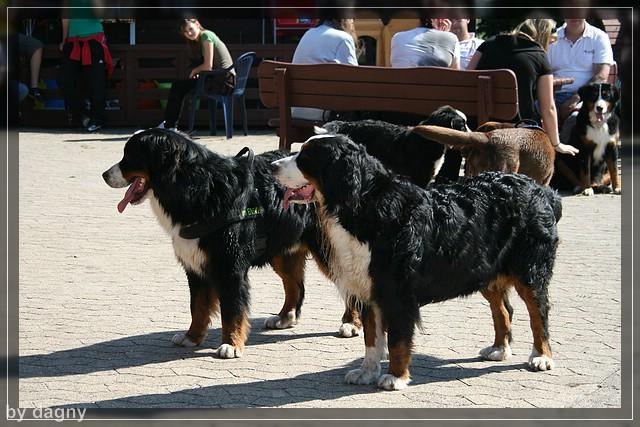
[554,142,579,156]
[188,69,199,79]
[432,19,452,32]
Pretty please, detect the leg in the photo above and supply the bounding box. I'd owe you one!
[554,157,582,190]
[345,303,385,386]
[59,43,84,123]
[239,94,248,136]
[579,153,594,196]
[86,40,106,127]
[29,46,43,89]
[265,248,307,329]
[605,143,621,194]
[479,277,514,361]
[207,98,218,136]
[338,295,362,337]
[514,282,554,371]
[378,308,414,390]
[172,272,219,347]
[165,79,197,128]
[216,272,251,358]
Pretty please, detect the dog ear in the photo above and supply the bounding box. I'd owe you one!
[322,148,363,211]
[609,85,620,105]
[577,84,591,102]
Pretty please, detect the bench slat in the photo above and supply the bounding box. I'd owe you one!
[258,60,519,151]
[259,61,518,88]
[259,80,518,105]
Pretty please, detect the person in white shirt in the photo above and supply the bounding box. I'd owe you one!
[547,19,614,123]
[390,18,460,69]
[450,18,483,70]
[291,18,358,121]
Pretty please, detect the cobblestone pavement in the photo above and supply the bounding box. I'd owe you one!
[17,129,622,409]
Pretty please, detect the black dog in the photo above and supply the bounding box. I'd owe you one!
[553,82,621,195]
[313,105,469,187]
[103,128,318,357]
[273,134,561,390]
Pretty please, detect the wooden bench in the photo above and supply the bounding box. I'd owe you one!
[257,60,519,151]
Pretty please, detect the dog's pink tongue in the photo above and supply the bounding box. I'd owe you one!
[283,188,295,210]
[596,112,605,122]
[117,177,142,213]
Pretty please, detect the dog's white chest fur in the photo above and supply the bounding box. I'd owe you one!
[149,193,207,276]
[320,211,373,301]
[586,123,614,164]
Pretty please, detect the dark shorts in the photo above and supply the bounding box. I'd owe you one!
[18,34,43,59]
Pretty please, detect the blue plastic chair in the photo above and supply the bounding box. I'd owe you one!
[187,52,256,139]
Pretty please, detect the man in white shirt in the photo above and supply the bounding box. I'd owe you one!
[291,19,358,121]
[547,19,614,122]
[390,18,460,69]
[450,18,483,70]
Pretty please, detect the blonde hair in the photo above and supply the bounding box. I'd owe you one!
[512,18,557,50]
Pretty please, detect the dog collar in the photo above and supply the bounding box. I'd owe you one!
[178,146,263,240]
[515,119,545,133]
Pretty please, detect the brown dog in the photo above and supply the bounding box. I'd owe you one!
[412,122,555,185]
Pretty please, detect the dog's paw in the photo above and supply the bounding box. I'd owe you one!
[264,312,297,329]
[215,344,243,359]
[171,332,199,347]
[614,187,622,195]
[582,187,595,196]
[338,322,362,337]
[479,344,512,361]
[528,349,554,371]
[345,367,380,385]
[377,374,411,391]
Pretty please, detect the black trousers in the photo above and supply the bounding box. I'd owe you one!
[164,78,197,128]
[60,40,106,125]
[164,71,235,128]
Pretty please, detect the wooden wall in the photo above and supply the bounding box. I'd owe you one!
[19,43,297,129]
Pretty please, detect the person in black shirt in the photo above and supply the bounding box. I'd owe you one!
[467,19,578,156]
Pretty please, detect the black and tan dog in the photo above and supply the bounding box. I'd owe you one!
[273,134,561,390]
[103,128,324,358]
[411,121,556,185]
[313,105,470,187]
[552,82,621,195]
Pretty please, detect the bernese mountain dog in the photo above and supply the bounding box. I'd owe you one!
[273,134,562,390]
[102,128,320,358]
[313,105,470,187]
[308,106,470,337]
[553,82,621,195]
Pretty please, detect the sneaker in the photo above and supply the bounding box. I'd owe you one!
[87,123,103,133]
[28,87,42,101]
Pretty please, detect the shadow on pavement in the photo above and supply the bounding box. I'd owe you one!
[17,318,338,379]
[50,354,526,408]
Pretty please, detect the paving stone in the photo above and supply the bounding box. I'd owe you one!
[17,129,622,409]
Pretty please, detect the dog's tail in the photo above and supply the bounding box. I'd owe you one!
[548,188,563,223]
[411,125,490,147]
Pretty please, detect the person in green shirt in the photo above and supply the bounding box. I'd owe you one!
[159,18,235,131]
[59,1,112,133]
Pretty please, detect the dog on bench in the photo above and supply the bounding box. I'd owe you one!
[411,121,556,185]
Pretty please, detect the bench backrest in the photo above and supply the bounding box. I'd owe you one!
[258,60,519,150]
